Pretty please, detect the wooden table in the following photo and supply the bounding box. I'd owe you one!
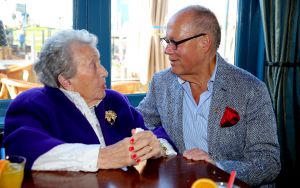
[22,156,250,188]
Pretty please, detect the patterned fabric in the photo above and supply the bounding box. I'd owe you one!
[137,53,281,186]
[0,20,7,46]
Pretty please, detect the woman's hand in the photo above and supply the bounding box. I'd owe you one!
[97,137,137,169]
[130,130,163,161]
[97,129,164,169]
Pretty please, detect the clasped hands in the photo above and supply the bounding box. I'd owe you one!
[98,129,163,169]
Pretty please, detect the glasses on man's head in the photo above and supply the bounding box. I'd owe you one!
[160,33,207,50]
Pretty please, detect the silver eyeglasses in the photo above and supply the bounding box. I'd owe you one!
[160,33,207,50]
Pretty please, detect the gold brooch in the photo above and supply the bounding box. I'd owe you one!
[105,110,117,125]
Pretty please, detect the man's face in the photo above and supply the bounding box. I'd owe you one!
[164,13,205,77]
[68,43,108,105]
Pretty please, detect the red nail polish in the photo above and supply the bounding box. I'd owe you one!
[130,138,135,144]
[131,154,137,159]
[136,159,140,163]
[129,146,134,151]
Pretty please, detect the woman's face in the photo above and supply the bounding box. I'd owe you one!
[68,42,108,106]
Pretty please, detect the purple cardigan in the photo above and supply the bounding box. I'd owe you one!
[3,87,173,170]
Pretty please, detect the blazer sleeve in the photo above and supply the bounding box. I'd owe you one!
[123,92,177,148]
[136,74,162,129]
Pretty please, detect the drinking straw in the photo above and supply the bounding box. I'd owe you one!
[227,170,236,188]
[0,147,5,159]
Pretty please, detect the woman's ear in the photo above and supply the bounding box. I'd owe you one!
[58,74,72,90]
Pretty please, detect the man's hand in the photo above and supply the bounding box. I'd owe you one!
[183,148,215,165]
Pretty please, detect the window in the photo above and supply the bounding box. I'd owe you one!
[0,0,72,99]
[111,0,237,94]
[0,0,237,101]
[167,0,237,64]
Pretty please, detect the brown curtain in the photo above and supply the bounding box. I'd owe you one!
[147,0,169,83]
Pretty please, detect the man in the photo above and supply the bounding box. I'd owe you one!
[137,5,280,187]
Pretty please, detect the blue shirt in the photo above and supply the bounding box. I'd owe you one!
[180,63,217,152]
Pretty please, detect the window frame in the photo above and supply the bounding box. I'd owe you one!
[73,0,146,106]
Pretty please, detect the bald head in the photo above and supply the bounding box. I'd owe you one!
[168,5,221,50]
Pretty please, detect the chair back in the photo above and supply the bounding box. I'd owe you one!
[0,73,8,99]
[1,77,42,99]
[5,63,37,82]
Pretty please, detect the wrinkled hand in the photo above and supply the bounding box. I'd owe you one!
[97,130,163,169]
[183,148,215,165]
[97,137,136,169]
[130,130,162,161]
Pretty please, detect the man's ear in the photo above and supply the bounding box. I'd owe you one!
[201,35,211,51]
[58,74,72,90]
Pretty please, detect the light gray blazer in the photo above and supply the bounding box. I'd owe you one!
[137,53,281,187]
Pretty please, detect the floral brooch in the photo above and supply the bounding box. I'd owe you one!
[105,110,117,125]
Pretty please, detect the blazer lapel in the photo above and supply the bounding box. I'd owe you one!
[207,57,230,153]
[169,77,185,153]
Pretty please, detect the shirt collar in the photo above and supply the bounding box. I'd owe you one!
[59,88,102,109]
[177,59,218,88]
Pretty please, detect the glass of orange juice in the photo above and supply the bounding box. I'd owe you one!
[0,155,26,188]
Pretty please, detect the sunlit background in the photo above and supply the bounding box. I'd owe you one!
[0,0,237,97]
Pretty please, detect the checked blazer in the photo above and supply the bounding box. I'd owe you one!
[137,53,280,186]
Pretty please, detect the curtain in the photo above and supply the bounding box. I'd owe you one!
[125,0,152,85]
[260,0,300,186]
[147,0,169,84]
[234,0,265,80]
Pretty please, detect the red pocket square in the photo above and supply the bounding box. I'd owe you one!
[220,106,240,127]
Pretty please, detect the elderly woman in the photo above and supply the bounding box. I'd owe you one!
[3,29,176,171]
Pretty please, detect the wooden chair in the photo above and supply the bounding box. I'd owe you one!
[1,77,43,99]
[4,63,37,82]
[111,80,142,94]
[0,73,9,99]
